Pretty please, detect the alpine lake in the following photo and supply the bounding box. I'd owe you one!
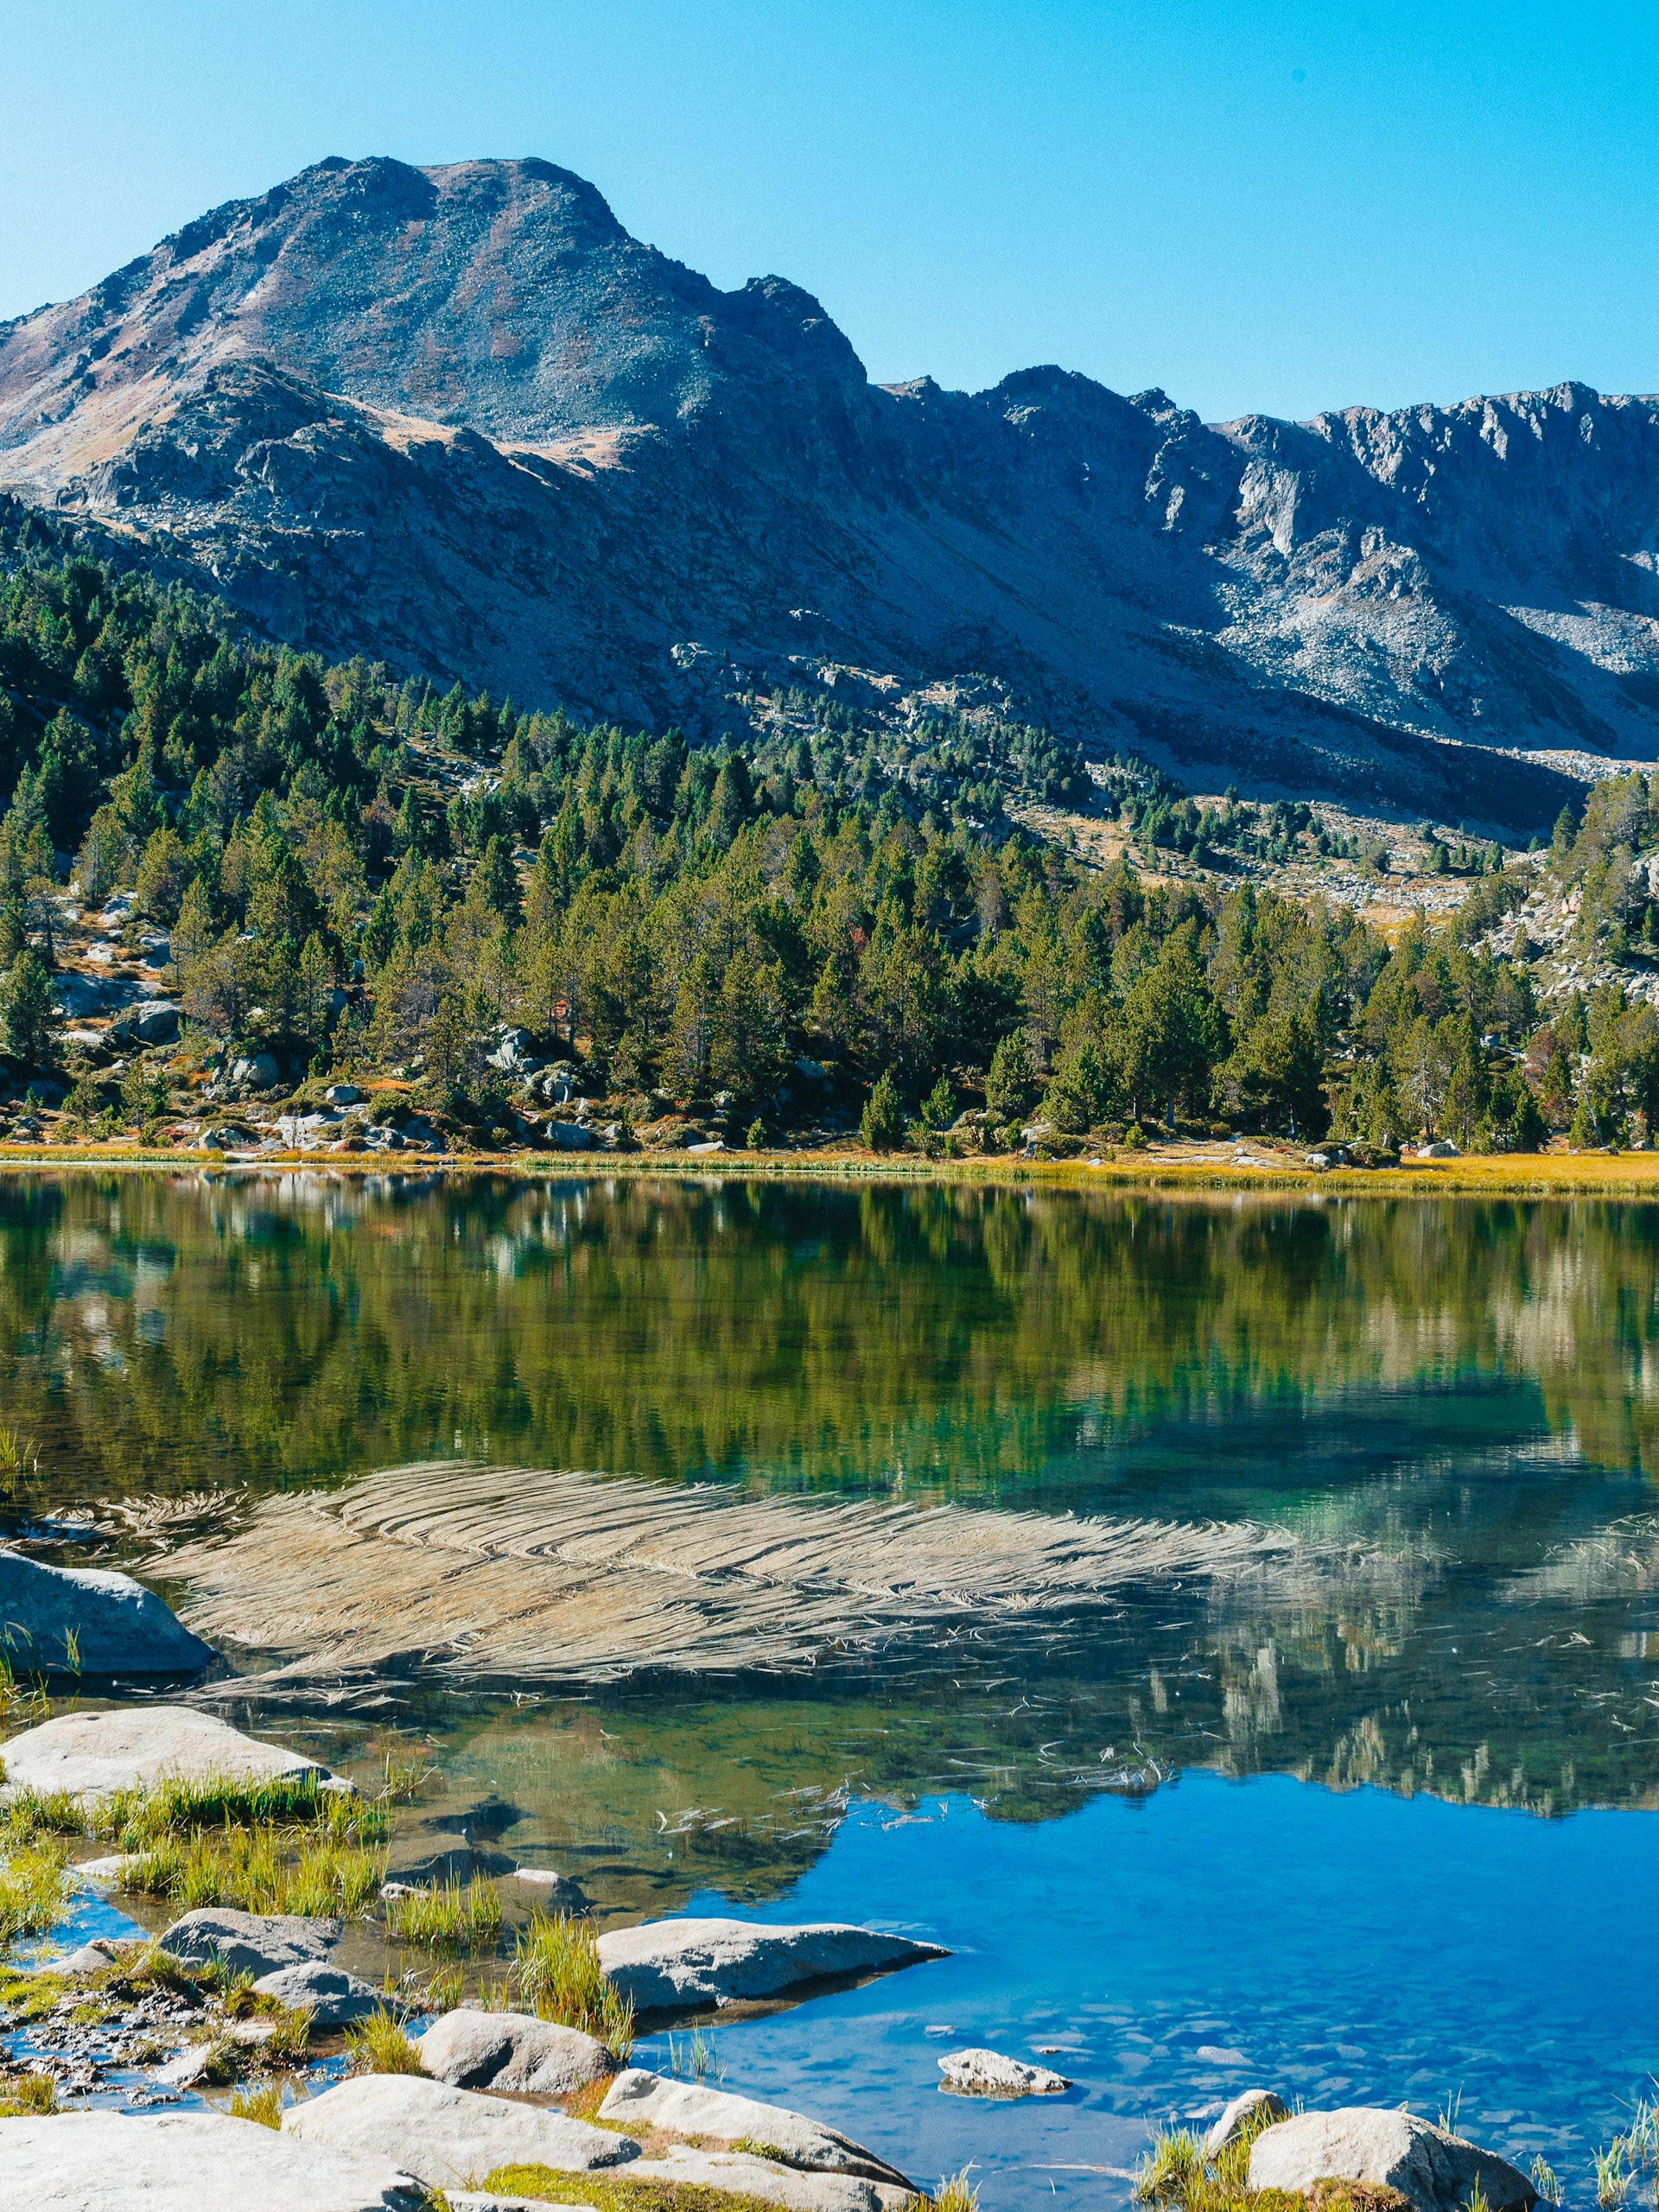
[4,1168,1659,2208]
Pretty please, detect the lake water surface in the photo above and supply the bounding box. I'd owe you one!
[5,1171,1659,2204]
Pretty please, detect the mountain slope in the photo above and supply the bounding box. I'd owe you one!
[3,154,1652,831]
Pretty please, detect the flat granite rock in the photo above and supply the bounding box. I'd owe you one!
[1250,2109,1537,2212]
[417,2006,612,2094]
[284,2074,640,2190]
[625,2145,888,2212]
[938,2047,1071,2097]
[0,1705,327,1800]
[0,1550,213,1678]
[161,1907,340,1978]
[595,1916,947,2012]
[600,2069,910,2187]
[0,2108,423,2210]
[253,1960,383,2024]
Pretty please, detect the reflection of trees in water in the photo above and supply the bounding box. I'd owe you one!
[6,1173,1659,1513]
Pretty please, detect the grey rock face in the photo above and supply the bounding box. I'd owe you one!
[0,2109,423,2210]
[283,2074,639,2190]
[0,156,1619,833]
[598,2068,910,2186]
[229,1051,282,1090]
[594,1916,947,2012]
[161,1907,340,1978]
[252,1960,383,2024]
[416,2007,612,2094]
[1249,2108,1537,2212]
[0,1551,213,1676]
[0,1705,327,1798]
[623,2146,885,2212]
[936,2047,1071,2097]
[1204,2087,1289,2158]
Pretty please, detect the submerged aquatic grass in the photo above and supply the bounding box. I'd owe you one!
[512,1910,633,2060]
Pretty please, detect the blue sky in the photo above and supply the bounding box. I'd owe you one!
[4,0,1658,423]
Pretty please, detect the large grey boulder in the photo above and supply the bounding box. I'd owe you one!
[599,2068,910,2186]
[161,1907,340,1978]
[0,2108,423,2210]
[284,2075,639,2190]
[1249,2109,1537,2212]
[1205,2088,1288,2158]
[416,2007,612,2094]
[253,1960,383,2025]
[0,1704,327,1799]
[0,1551,212,1677]
[595,1916,947,2012]
[624,2145,885,2212]
[937,2047,1070,2097]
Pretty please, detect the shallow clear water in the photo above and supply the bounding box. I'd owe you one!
[5,1170,1659,2202]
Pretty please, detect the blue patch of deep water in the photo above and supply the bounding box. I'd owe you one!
[637,1775,1659,2209]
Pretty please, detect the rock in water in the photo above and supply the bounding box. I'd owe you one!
[937,2047,1071,2097]
[0,2109,423,2210]
[283,2075,640,2190]
[252,1960,383,2024]
[1249,2109,1537,2212]
[1205,2088,1289,2158]
[416,2008,613,2094]
[621,2146,887,2212]
[599,2068,911,2185]
[0,1705,328,1798]
[0,1551,213,1676]
[594,1916,947,2011]
[161,1908,340,1978]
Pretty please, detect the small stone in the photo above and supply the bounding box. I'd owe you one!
[0,1551,213,1677]
[253,1961,383,2025]
[937,2047,1071,2097]
[160,1908,340,1979]
[599,2069,910,2186]
[594,1916,947,2012]
[1205,2088,1288,2158]
[416,2007,612,2094]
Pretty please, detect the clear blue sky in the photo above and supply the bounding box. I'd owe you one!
[4,0,1658,423]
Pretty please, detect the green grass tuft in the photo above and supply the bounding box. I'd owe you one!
[344,2007,426,2075]
[0,2070,58,2116]
[382,1876,501,1953]
[228,2082,284,2129]
[480,2170,835,2212]
[512,1909,633,2060]
[0,1840,70,1953]
[121,1822,385,1916]
[930,2174,981,2212]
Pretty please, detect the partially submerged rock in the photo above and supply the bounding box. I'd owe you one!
[1249,2109,1537,2212]
[417,2007,613,2094]
[0,1551,213,1677]
[0,1704,327,1800]
[599,2068,911,2186]
[253,1960,383,2025]
[1205,2088,1289,2158]
[0,2108,423,2210]
[624,2145,887,2212]
[161,1907,340,1978]
[595,1916,947,2012]
[283,2074,639,2190]
[937,2046,1071,2097]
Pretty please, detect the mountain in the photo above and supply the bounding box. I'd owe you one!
[3,154,1653,833]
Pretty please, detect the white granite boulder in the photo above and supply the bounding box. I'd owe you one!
[599,2068,910,2185]
[595,1916,946,2012]
[0,2108,423,2210]
[283,2074,639,2190]
[253,1960,383,2024]
[0,1705,328,1800]
[416,2007,613,2094]
[624,2145,887,2212]
[160,1907,340,1978]
[1205,2087,1288,2158]
[1249,2108,1536,2212]
[0,1551,212,1677]
[937,2047,1071,2097]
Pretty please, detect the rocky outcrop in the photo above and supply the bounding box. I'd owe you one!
[160,1907,340,1978]
[0,1551,213,1676]
[594,1916,947,2012]
[0,1705,328,1798]
[936,2047,1071,2097]
[283,2075,639,2190]
[1249,2108,1537,2212]
[0,156,1628,830]
[598,2068,911,2186]
[0,2108,424,2210]
[416,2007,612,2094]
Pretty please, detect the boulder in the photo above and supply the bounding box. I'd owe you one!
[1249,2109,1536,2212]
[0,2109,423,2210]
[599,2069,909,2186]
[253,1960,383,2025]
[937,2047,1070,2097]
[0,1705,328,1799]
[0,1551,213,1677]
[325,1084,365,1105]
[161,1908,340,1978]
[1205,2088,1288,2158]
[624,2145,884,2212]
[230,1051,281,1090]
[595,1916,947,2012]
[417,2007,612,2094]
[127,999,181,1044]
[284,2074,639,2190]
[543,1119,599,1149]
